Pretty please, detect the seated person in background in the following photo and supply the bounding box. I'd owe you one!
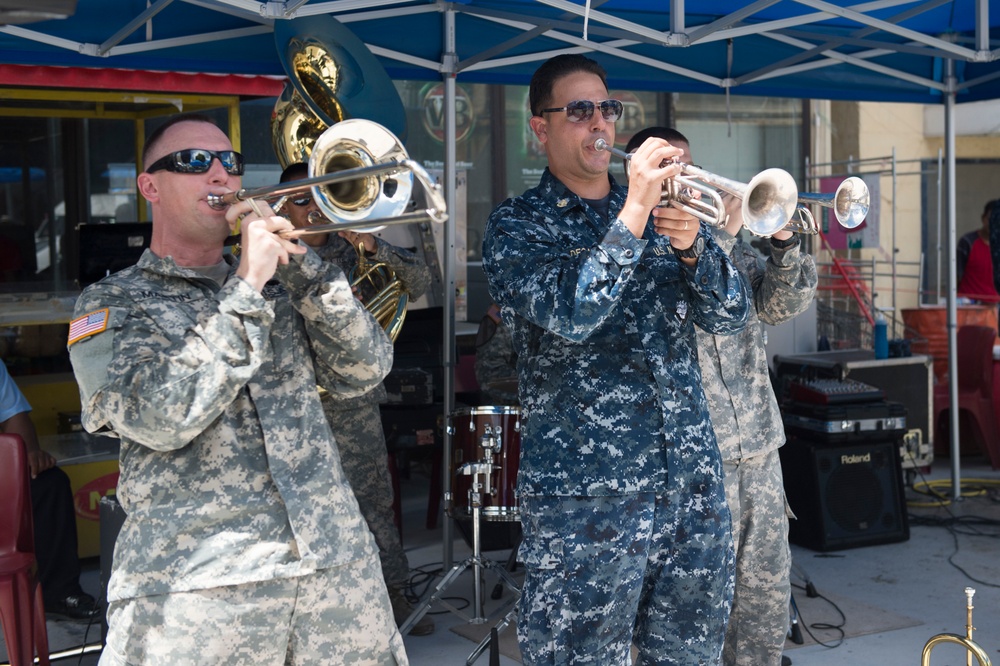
[278,162,436,636]
[473,302,519,405]
[0,359,100,621]
[957,199,999,306]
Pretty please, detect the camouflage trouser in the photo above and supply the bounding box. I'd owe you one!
[516,491,734,666]
[721,449,793,666]
[324,397,411,591]
[100,558,408,666]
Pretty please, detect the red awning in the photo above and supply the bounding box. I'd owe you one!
[0,64,284,97]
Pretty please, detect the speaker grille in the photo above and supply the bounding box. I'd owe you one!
[780,436,909,551]
[826,461,883,532]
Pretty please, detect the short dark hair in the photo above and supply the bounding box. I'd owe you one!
[142,113,220,170]
[625,126,690,154]
[529,54,608,117]
[984,199,998,219]
[280,162,308,183]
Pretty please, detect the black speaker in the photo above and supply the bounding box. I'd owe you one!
[780,436,909,551]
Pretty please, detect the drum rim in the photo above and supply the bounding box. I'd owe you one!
[449,405,520,417]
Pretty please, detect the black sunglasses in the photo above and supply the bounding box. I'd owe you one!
[290,195,312,207]
[146,148,245,176]
[541,99,624,123]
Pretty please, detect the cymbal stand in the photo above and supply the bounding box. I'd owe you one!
[399,453,521,637]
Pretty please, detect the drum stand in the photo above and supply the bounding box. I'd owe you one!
[399,461,521,663]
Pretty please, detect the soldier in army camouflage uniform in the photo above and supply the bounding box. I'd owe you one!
[473,302,519,405]
[626,127,818,666]
[277,162,435,636]
[482,54,751,665]
[68,115,408,665]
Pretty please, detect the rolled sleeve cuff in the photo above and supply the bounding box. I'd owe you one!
[602,218,647,266]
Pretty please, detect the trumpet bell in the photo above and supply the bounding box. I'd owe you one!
[742,168,800,237]
[310,118,412,231]
[797,176,870,230]
[832,176,869,229]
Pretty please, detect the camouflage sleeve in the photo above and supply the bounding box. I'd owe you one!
[680,230,751,336]
[474,319,518,388]
[371,236,432,299]
[483,201,647,343]
[68,277,273,450]
[735,237,818,326]
[274,247,393,399]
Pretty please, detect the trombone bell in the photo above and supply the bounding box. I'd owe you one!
[207,119,448,236]
[310,118,411,230]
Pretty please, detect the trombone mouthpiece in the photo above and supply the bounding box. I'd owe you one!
[207,194,230,211]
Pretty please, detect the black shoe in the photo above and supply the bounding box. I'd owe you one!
[46,592,100,621]
[781,656,792,666]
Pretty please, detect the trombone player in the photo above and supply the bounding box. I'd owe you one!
[278,162,436,636]
[68,114,408,665]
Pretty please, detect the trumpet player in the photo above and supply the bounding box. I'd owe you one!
[482,54,750,666]
[278,162,435,636]
[68,114,408,665]
[625,127,818,666]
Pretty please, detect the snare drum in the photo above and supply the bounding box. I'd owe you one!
[448,406,521,522]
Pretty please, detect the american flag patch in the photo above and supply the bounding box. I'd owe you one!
[68,308,110,345]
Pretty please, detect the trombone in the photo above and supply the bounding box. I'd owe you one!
[208,119,448,236]
[595,138,799,237]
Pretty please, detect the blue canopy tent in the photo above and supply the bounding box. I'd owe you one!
[0,0,996,512]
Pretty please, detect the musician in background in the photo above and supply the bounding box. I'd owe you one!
[473,302,519,405]
[278,163,435,636]
[483,54,750,665]
[625,127,818,666]
[69,114,408,665]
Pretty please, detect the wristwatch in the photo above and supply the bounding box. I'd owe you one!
[770,235,799,249]
[672,235,705,260]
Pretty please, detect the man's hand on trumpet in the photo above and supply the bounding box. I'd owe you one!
[615,137,683,239]
[652,202,701,265]
[227,198,306,292]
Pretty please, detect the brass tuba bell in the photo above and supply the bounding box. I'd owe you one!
[271,15,418,342]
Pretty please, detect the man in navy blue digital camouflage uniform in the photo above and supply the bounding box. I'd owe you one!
[482,54,751,665]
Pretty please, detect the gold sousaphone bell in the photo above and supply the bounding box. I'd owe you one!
[264,16,432,342]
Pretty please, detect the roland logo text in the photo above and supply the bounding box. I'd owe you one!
[841,452,872,465]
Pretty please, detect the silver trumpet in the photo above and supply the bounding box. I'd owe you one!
[596,138,799,237]
[796,176,870,230]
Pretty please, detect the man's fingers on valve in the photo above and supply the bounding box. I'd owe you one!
[651,205,699,239]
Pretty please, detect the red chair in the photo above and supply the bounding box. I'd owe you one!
[0,433,50,666]
[932,325,1000,469]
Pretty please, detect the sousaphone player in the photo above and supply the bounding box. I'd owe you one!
[271,14,436,637]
